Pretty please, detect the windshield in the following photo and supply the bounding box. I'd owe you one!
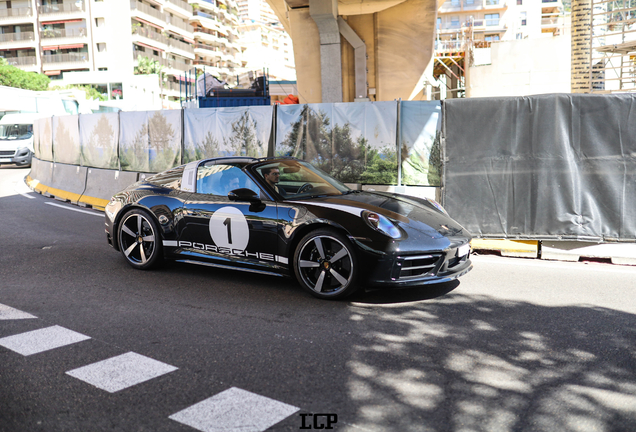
[255,160,351,199]
[0,124,33,140]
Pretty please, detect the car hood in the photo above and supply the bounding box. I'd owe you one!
[294,191,470,240]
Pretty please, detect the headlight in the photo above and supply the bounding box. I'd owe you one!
[425,198,448,215]
[105,199,121,222]
[362,210,401,239]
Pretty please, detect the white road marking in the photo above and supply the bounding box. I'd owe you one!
[472,255,636,274]
[0,325,90,356]
[66,352,178,393]
[44,202,103,217]
[19,192,35,199]
[0,303,37,320]
[169,387,299,432]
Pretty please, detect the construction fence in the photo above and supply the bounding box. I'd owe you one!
[30,94,636,242]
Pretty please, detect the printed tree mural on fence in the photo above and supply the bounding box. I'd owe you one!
[223,111,265,157]
[120,111,180,172]
[277,105,397,184]
[82,114,117,169]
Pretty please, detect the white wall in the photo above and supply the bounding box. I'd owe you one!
[466,35,571,97]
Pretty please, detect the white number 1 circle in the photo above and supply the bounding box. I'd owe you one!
[209,206,249,251]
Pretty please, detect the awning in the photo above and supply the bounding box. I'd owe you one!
[133,17,164,30]
[42,45,59,50]
[182,37,195,44]
[134,41,164,52]
[59,43,85,49]
[40,19,83,24]
[44,70,61,75]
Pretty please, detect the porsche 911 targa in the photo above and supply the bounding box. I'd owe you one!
[105,157,472,299]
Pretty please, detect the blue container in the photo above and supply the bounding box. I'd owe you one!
[198,97,271,108]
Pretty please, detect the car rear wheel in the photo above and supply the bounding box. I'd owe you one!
[293,228,358,299]
[118,209,162,269]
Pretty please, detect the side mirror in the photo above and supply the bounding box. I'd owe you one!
[228,188,261,203]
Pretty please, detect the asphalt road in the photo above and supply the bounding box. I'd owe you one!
[1,166,635,432]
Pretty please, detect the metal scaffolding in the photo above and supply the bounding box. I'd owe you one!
[589,0,636,92]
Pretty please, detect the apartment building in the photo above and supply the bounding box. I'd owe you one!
[0,0,244,108]
[190,0,244,81]
[234,0,294,80]
[436,0,566,46]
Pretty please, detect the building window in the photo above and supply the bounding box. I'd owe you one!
[451,16,460,27]
[485,13,499,26]
[486,0,499,5]
[451,0,460,6]
[517,0,522,4]
[97,43,106,52]
[465,0,474,5]
[95,18,105,27]
[437,17,442,29]
[484,34,500,41]
[98,67,108,71]
[516,33,523,39]
[520,12,527,25]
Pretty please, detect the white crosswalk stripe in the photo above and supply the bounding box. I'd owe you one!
[66,352,178,393]
[169,387,299,432]
[0,303,37,320]
[0,325,90,356]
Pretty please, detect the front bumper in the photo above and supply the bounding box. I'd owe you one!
[362,246,473,288]
[0,149,32,166]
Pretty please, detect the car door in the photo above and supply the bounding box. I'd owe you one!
[178,161,284,274]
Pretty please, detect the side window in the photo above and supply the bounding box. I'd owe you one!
[196,163,259,196]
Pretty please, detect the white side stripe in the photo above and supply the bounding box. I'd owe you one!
[163,240,178,247]
[66,352,178,393]
[0,303,37,320]
[169,387,299,432]
[0,326,90,356]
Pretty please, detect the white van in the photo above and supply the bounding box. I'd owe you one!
[0,113,44,168]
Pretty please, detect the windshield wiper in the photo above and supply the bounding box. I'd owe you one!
[341,190,361,195]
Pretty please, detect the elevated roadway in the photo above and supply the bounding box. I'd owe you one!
[266,0,442,103]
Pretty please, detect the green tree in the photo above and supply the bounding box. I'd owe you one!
[135,55,163,75]
[0,59,50,91]
[224,111,263,157]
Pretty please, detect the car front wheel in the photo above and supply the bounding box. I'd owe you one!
[118,208,162,269]
[293,228,358,299]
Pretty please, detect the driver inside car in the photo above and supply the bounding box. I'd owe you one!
[261,166,286,196]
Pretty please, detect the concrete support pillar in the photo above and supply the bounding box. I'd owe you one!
[309,0,343,103]
[338,17,368,101]
[571,0,592,93]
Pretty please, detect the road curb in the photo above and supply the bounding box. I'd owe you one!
[26,175,110,211]
[470,239,539,258]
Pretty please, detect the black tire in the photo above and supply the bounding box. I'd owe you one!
[293,228,359,299]
[117,208,162,270]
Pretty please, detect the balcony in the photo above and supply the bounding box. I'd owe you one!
[132,26,169,50]
[3,56,37,66]
[0,7,33,23]
[0,31,36,48]
[42,52,89,68]
[435,40,465,52]
[133,50,169,68]
[167,37,195,58]
[39,1,86,21]
[130,1,165,27]
[40,27,87,42]
[164,0,193,18]
[166,15,193,37]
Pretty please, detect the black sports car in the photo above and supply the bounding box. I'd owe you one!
[104,157,472,299]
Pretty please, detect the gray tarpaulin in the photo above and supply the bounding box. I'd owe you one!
[443,93,636,241]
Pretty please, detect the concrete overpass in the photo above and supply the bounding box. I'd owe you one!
[266,0,440,103]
